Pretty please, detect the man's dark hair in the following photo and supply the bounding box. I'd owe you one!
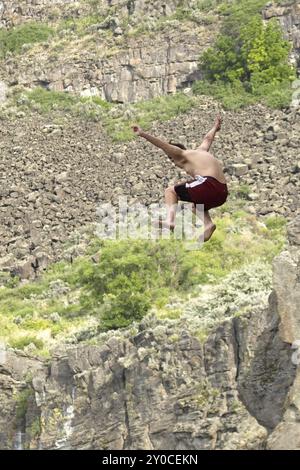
[169,141,187,150]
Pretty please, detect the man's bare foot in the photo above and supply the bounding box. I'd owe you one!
[215,115,222,132]
[203,223,216,242]
[153,220,175,231]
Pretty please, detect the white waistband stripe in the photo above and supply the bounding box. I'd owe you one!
[186,176,207,188]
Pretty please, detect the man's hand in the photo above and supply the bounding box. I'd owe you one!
[132,125,143,136]
[214,115,222,132]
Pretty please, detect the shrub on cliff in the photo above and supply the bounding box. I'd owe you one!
[201,17,294,88]
[79,212,286,330]
[194,0,296,109]
[0,212,286,344]
[79,240,189,330]
[0,23,54,58]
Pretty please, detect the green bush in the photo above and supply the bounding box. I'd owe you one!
[0,22,54,58]
[193,80,257,110]
[79,240,187,329]
[16,87,111,119]
[9,335,44,351]
[201,17,294,86]
[57,15,104,36]
[235,184,252,199]
[29,418,42,439]
[265,215,286,231]
[193,78,293,110]
[180,259,274,339]
[196,0,296,109]
[21,87,77,112]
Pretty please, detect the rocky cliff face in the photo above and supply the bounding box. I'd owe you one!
[0,216,299,450]
[1,1,299,103]
[1,30,205,103]
[0,0,211,103]
[266,216,300,449]
[0,1,299,450]
[0,0,193,27]
[0,1,82,26]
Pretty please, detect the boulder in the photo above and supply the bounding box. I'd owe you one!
[228,164,249,177]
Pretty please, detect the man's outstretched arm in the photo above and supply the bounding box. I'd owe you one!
[133,125,184,161]
[197,115,222,152]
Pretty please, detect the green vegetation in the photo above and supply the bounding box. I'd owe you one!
[234,184,252,200]
[0,22,54,58]
[196,0,224,12]
[57,14,105,36]
[173,0,223,22]
[125,0,219,37]
[202,16,293,85]
[15,86,110,116]
[79,239,192,330]
[10,336,44,351]
[1,0,295,125]
[127,0,291,37]
[178,380,221,412]
[0,211,286,353]
[193,80,294,110]
[179,258,275,341]
[15,388,33,421]
[13,87,195,141]
[29,417,42,440]
[103,93,196,141]
[0,13,113,61]
[0,0,292,352]
[265,215,287,231]
[193,0,296,109]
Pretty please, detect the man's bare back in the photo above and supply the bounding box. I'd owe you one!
[177,149,227,184]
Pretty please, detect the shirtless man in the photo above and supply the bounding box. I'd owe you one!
[133,115,228,242]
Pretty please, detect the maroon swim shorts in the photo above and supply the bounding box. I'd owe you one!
[174,175,229,211]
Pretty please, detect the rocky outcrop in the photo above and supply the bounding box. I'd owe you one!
[2,31,206,103]
[1,1,299,104]
[0,217,299,450]
[0,0,211,103]
[0,345,45,449]
[0,1,194,27]
[0,315,284,449]
[0,0,80,27]
[266,216,300,450]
